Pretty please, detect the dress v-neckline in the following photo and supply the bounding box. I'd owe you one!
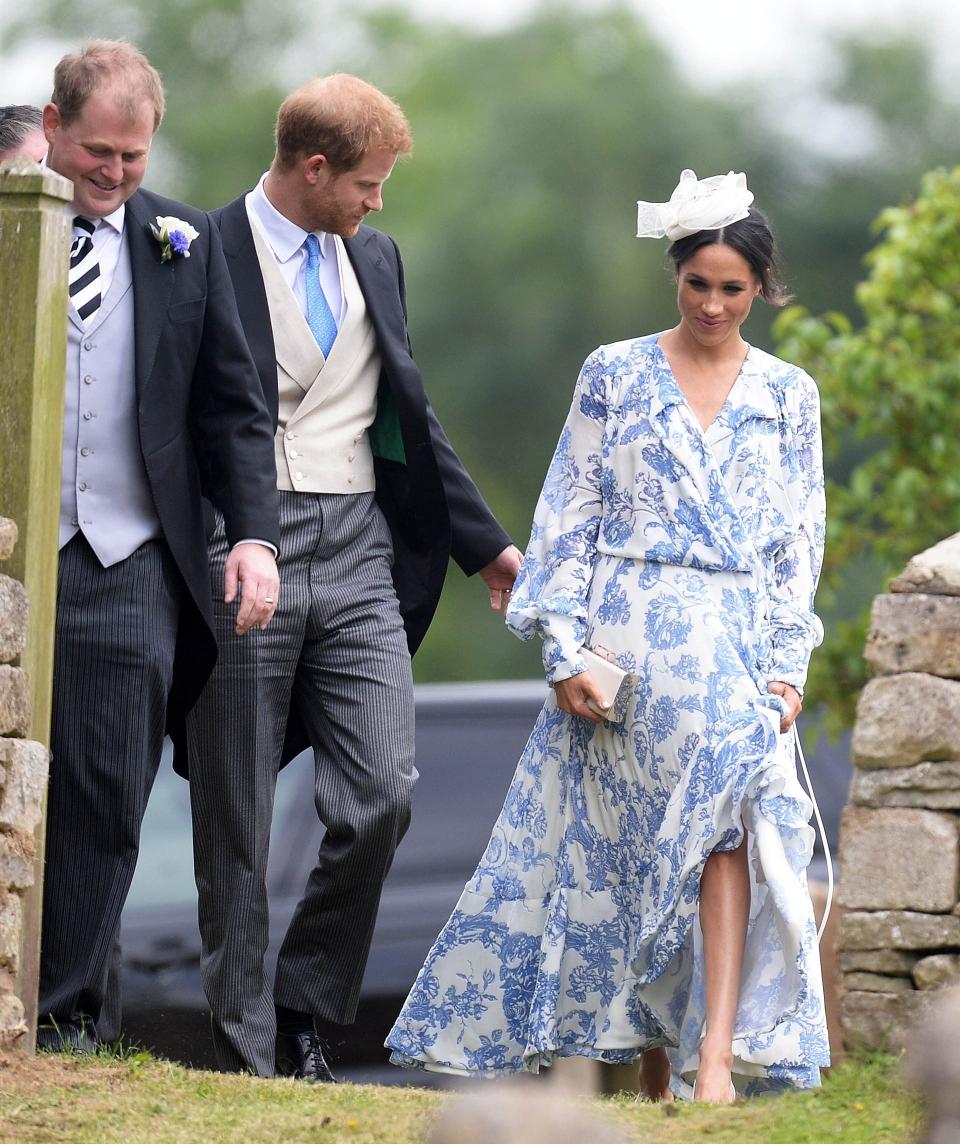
[654,338,753,440]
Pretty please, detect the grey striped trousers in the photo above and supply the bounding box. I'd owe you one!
[186,491,416,1075]
[40,535,180,1031]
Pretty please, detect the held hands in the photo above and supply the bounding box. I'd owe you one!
[224,543,280,635]
[767,681,802,733]
[480,545,523,611]
[554,669,610,724]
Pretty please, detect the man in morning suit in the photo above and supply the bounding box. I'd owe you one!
[37,40,280,1051]
[187,74,522,1079]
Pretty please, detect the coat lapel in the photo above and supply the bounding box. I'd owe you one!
[344,228,409,352]
[211,196,281,425]
[125,191,177,398]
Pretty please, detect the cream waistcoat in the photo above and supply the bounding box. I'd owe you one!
[248,208,381,493]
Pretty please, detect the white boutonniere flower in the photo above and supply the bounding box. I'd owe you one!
[151,215,200,262]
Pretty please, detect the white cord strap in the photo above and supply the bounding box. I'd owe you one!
[794,724,834,944]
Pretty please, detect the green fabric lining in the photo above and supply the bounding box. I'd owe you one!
[369,382,406,464]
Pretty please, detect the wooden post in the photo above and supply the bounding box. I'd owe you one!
[0,159,72,1048]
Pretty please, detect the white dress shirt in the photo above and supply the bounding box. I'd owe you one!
[246,173,346,325]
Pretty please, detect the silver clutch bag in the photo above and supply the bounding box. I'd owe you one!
[578,646,636,720]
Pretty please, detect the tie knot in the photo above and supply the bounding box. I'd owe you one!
[73,216,96,237]
[304,233,321,263]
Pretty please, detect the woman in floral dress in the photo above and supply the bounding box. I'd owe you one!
[386,171,829,1102]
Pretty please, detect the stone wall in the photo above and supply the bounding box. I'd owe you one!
[839,533,960,1050]
[0,517,49,1048]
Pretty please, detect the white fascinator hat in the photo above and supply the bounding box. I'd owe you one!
[636,169,754,242]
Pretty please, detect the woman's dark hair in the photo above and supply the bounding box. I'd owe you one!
[666,206,791,306]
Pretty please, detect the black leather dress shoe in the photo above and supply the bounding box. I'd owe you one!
[36,1018,97,1054]
[276,1029,337,1082]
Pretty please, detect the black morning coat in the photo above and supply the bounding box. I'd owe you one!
[201,194,513,767]
[121,188,280,738]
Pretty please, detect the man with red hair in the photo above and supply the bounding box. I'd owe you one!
[187,73,520,1080]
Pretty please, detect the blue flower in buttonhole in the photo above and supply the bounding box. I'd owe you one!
[151,215,199,263]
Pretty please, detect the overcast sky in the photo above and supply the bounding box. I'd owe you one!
[2,0,958,104]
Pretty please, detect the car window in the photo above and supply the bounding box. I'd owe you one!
[126,743,318,910]
[125,743,195,908]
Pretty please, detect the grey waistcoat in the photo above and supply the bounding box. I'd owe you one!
[59,238,162,566]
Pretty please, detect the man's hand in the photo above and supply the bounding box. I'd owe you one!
[479,545,523,611]
[555,670,608,724]
[767,680,802,733]
[224,543,280,635]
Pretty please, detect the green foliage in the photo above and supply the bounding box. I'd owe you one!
[775,166,960,729]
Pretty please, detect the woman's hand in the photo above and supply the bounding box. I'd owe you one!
[767,681,802,733]
[555,670,610,724]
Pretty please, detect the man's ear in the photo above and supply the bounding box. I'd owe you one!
[303,153,328,185]
[42,102,62,145]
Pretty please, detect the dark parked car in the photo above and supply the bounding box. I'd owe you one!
[118,681,849,1074]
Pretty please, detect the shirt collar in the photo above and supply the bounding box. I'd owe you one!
[94,204,125,234]
[249,172,333,264]
[68,204,124,235]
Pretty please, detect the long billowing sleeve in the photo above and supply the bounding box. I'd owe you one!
[763,371,826,694]
[505,349,608,682]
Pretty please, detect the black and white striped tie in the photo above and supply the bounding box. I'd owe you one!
[69,216,101,323]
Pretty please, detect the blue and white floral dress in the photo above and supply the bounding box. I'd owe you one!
[387,334,830,1094]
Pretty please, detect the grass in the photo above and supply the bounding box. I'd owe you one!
[601,1054,924,1143]
[0,1050,923,1144]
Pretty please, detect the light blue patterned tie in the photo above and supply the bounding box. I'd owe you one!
[303,233,338,357]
